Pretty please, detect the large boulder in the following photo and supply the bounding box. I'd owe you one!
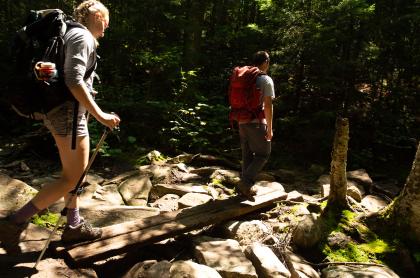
[0,174,38,212]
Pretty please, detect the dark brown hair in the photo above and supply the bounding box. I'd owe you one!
[252,51,269,66]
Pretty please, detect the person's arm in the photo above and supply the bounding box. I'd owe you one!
[263,96,273,141]
[67,83,118,129]
[260,75,274,141]
[64,29,119,129]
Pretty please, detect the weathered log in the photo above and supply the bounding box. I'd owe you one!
[56,190,287,264]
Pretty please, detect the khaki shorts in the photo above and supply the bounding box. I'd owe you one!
[43,101,88,137]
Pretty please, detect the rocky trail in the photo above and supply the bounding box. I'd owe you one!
[0,135,405,278]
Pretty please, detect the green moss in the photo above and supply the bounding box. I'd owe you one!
[31,211,61,229]
[359,239,395,254]
[319,209,400,264]
[211,178,223,186]
[211,179,235,196]
[322,208,346,233]
[290,203,308,214]
[136,150,167,165]
[324,243,370,262]
[355,222,377,242]
[323,239,395,264]
[342,210,356,222]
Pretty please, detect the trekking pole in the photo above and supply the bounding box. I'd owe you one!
[34,127,112,269]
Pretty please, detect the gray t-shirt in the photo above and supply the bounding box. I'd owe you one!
[256,74,275,105]
[63,26,96,92]
[63,26,97,114]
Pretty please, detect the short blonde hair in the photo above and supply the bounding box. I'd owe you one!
[73,0,109,27]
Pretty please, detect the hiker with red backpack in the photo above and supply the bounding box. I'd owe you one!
[229,51,275,200]
[1,1,120,246]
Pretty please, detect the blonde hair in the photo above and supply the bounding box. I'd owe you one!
[73,0,109,27]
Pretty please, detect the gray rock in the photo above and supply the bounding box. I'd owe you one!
[292,213,323,248]
[118,174,152,206]
[170,260,222,278]
[125,260,172,278]
[178,192,213,208]
[152,183,218,199]
[145,260,172,278]
[1,258,97,278]
[92,184,125,205]
[102,170,139,186]
[0,174,38,212]
[347,169,373,189]
[245,242,291,277]
[322,265,399,278]
[181,173,203,182]
[150,194,180,212]
[139,164,172,183]
[0,222,60,255]
[361,195,389,213]
[222,220,271,245]
[253,181,285,195]
[190,166,221,177]
[286,190,304,202]
[210,169,241,186]
[123,260,157,278]
[194,236,257,277]
[347,181,365,202]
[327,231,352,249]
[284,250,320,278]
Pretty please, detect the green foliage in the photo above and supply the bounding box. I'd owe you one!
[31,211,61,229]
[154,67,233,154]
[320,209,397,264]
[88,121,122,157]
[414,252,420,263]
[210,178,235,196]
[323,242,370,262]
[0,0,417,177]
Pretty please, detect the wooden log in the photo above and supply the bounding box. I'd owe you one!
[58,190,287,264]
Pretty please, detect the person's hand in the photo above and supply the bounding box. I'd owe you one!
[265,127,273,141]
[98,112,120,130]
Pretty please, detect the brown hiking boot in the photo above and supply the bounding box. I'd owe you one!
[236,181,257,201]
[61,218,102,243]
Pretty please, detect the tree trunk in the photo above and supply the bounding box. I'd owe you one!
[327,117,350,209]
[182,0,206,70]
[384,142,420,242]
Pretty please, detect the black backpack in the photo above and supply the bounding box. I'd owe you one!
[9,9,97,148]
[10,9,97,117]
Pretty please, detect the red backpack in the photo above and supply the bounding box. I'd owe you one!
[228,66,266,123]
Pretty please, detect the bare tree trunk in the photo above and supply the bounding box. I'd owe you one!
[327,117,350,209]
[182,0,206,70]
[384,142,420,242]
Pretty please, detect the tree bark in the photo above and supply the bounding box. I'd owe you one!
[384,142,420,242]
[182,0,206,70]
[327,117,350,209]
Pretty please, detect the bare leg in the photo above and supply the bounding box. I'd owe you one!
[31,135,89,210]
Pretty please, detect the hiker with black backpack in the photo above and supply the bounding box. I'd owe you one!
[228,51,275,200]
[1,1,120,245]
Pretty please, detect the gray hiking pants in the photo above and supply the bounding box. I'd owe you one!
[239,123,271,186]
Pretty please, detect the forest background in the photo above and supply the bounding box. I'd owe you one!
[0,0,418,183]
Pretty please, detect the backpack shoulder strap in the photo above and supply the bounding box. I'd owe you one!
[64,20,97,80]
[63,20,96,149]
[239,66,262,85]
[65,20,86,31]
